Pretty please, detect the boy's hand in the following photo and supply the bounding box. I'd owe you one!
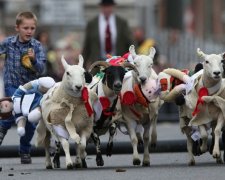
[27,48,35,61]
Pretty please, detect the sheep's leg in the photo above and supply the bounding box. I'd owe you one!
[45,130,53,169]
[59,137,73,169]
[210,123,223,163]
[222,130,225,162]
[127,121,140,166]
[213,114,224,159]
[75,134,87,168]
[183,127,195,166]
[91,132,104,166]
[199,125,208,153]
[142,123,150,166]
[209,129,215,154]
[150,114,158,148]
[106,122,117,156]
[53,141,61,168]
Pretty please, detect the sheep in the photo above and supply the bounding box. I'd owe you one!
[119,45,162,166]
[87,59,138,166]
[179,48,225,165]
[35,55,97,169]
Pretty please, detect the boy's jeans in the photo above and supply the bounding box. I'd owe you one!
[0,86,36,154]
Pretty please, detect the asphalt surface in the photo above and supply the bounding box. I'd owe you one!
[1,123,225,180]
[1,153,225,180]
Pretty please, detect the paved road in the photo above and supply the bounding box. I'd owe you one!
[1,153,225,180]
[0,123,225,180]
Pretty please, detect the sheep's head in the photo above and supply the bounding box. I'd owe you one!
[129,45,156,84]
[89,61,138,94]
[61,55,86,97]
[197,48,225,81]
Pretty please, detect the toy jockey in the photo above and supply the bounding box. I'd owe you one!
[0,77,55,137]
[121,67,194,108]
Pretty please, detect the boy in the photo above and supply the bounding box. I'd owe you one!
[0,11,46,164]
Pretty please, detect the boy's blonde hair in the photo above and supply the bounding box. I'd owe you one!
[16,11,37,25]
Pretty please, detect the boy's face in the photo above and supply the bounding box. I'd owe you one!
[15,18,36,43]
[0,100,13,113]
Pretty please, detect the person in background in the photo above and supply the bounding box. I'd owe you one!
[82,0,133,70]
[0,11,46,164]
[133,26,159,64]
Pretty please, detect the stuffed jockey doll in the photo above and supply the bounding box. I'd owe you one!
[12,77,55,136]
[121,68,193,110]
[157,68,193,102]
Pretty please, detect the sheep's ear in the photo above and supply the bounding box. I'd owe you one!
[61,55,68,70]
[149,47,156,59]
[220,52,225,60]
[78,55,84,67]
[197,48,206,59]
[129,45,137,59]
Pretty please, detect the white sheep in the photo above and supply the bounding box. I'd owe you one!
[36,55,97,169]
[119,45,162,166]
[179,48,225,165]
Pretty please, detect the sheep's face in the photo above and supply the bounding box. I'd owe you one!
[203,54,224,81]
[133,55,153,84]
[61,55,86,97]
[129,45,156,85]
[103,66,126,94]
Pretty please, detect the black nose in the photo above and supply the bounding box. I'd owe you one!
[75,85,82,90]
[139,77,147,83]
[213,71,221,76]
[114,82,122,89]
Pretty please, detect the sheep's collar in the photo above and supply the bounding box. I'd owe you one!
[121,84,149,107]
[200,78,222,95]
[96,80,118,116]
[192,77,222,116]
[81,87,94,117]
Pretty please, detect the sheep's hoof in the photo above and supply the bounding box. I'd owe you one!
[82,159,87,168]
[142,161,150,167]
[216,158,223,164]
[53,155,60,168]
[213,152,221,159]
[46,165,53,169]
[74,163,82,168]
[133,159,141,166]
[188,160,195,166]
[67,164,74,170]
[96,153,104,166]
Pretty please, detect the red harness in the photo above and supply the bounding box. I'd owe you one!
[121,84,149,119]
[192,87,209,116]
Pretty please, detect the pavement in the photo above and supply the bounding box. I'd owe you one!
[0,122,189,157]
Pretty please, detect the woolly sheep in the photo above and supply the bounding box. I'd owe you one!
[180,48,225,165]
[119,45,162,166]
[36,55,97,169]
